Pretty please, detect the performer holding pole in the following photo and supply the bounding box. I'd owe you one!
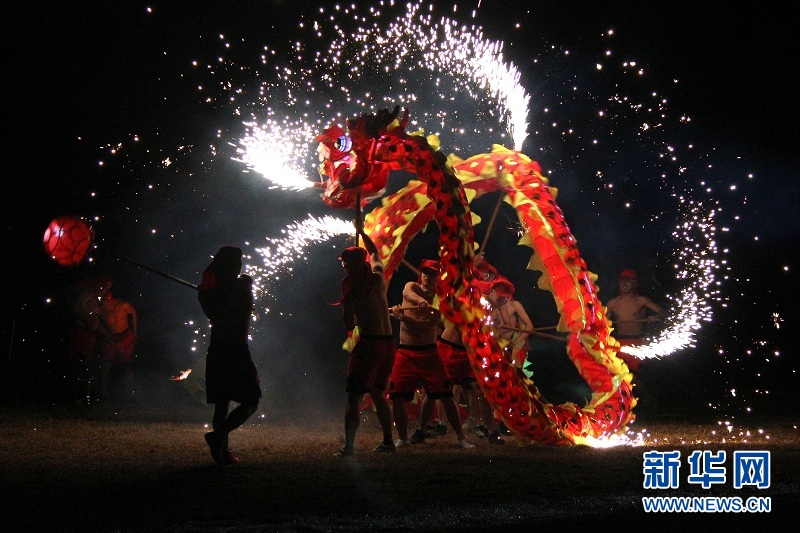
[334,214,397,456]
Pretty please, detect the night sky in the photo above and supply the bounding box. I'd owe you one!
[3,1,798,424]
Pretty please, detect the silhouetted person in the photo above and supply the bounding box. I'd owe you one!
[199,246,261,465]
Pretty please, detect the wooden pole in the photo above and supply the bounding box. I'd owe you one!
[401,258,420,276]
[479,193,504,253]
[500,325,567,343]
[117,256,198,290]
[354,193,362,247]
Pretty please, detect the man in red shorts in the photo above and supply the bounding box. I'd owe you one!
[336,220,396,456]
[97,281,137,401]
[606,268,665,414]
[389,259,474,449]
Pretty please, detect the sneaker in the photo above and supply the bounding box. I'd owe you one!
[457,439,476,449]
[488,430,505,445]
[472,425,489,439]
[394,439,410,449]
[374,441,396,453]
[335,447,354,457]
[409,429,426,444]
[434,423,448,436]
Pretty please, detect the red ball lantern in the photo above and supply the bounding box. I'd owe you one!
[43,215,94,266]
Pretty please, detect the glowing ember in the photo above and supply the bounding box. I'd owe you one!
[171,369,192,381]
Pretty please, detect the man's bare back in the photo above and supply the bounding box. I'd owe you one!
[351,271,392,336]
[341,230,392,337]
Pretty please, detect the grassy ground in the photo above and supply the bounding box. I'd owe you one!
[1,396,798,532]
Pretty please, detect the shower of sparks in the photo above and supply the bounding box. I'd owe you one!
[233,118,319,190]
[232,0,530,192]
[200,1,722,359]
[245,215,353,304]
[88,1,768,414]
[621,202,720,359]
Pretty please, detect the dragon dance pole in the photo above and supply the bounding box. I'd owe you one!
[479,193,504,253]
[117,256,198,290]
[500,325,567,343]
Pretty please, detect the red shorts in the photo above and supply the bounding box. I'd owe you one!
[99,329,135,365]
[438,338,476,386]
[346,335,396,394]
[614,337,645,372]
[389,344,453,400]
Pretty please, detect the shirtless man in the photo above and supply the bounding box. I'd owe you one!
[336,221,396,456]
[487,277,534,368]
[389,259,474,449]
[606,268,664,372]
[97,283,137,401]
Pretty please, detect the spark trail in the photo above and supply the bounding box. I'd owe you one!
[226,2,721,360]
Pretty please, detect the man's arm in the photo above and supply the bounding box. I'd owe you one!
[641,297,665,322]
[359,231,384,275]
[510,300,534,344]
[512,300,534,331]
[392,305,438,325]
[605,298,619,321]
[402,282,431,308]
[126,303,138,338]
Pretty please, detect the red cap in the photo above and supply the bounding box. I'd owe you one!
[418,259,440,273]
[619,269,637,281]
[490,276,515,298]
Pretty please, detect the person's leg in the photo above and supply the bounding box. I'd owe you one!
[343,392,363,453]
[467,387,481,428]
[212,400,230,433]
[418,394,434,431]
[473,382,504,444]
[441,396,468,441]
[225,402,258,433]
[392,397,409,441]
[214,402,258,464]
[204,401,229,464]
[369,389,394,445]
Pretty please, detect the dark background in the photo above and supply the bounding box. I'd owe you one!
[2,1,798,421]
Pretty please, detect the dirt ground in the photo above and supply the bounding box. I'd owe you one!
[1,398,798,532]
